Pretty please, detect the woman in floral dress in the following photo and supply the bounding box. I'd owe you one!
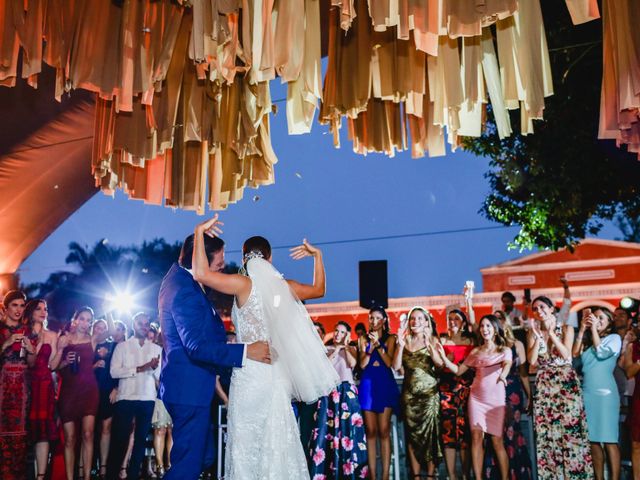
[528,296,593,479]
[310,321,367,479]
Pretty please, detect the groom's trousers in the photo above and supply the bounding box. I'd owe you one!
[164,402,216,480]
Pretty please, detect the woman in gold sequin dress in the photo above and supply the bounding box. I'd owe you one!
[393,307,444,478]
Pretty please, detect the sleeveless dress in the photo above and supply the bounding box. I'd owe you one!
[533,326,593,479]
[58,342,99,423]
[439,344,474,449]
[309,346,368,479]
[401,347,442,466]
[94,341,118,420]
[581,334,621,443]
[358,340,399,413]
[483,346,533,479]
[29,342,58,442]
[225,283,309,480]
[464,348,512,437]
[0,323,31,480]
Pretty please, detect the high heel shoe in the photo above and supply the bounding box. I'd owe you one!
[146,460,157,479]
[156,465,166,478]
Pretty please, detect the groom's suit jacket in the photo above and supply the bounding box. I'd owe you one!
[159,263,244,407]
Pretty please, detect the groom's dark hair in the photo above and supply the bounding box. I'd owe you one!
[179,234,225,269]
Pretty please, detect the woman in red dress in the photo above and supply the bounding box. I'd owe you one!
[623,330,640,479]
[439,308,476,480]
[25,299,59,479]
[0,290,35,480]
[51,307,104,480]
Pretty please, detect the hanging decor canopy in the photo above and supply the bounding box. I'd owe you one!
[0,0,638,218]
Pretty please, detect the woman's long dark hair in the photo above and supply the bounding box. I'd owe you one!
[23,299,47,327]
[369,306,391,343]
[448,308,475,340]
[478,314,507,351]
[327,321,352,346]
[583,308,614,350]
[532,295,555,310]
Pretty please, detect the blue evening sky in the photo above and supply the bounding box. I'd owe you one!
[18,80,620,303]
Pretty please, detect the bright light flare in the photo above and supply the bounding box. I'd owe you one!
[106,291,136,313]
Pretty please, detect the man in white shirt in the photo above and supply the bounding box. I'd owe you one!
[106,312,162,480]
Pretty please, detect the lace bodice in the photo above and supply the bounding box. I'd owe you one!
[231,282,270,343]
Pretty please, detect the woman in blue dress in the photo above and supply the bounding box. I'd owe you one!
[357,307,399,480]
[572,307,622,480]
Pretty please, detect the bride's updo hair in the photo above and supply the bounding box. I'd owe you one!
[242,236,272,262]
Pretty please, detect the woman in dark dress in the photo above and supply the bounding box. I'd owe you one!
[0,290,33,480]
[51,307,106,480]
[25,299,59,479]
[93,318,126,478]
[357,307,399,480]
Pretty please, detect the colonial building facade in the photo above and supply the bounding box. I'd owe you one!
[307,239,640,334]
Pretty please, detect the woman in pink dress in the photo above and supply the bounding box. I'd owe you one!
[437,315,512,480]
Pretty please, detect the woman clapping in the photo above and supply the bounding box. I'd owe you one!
[310,322,368,478]
[528,296,593,479]
[573,308,621,480]
[358,307,399,480]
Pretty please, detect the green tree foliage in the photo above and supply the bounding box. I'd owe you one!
[462,2,640,251]
[614,203,640,243]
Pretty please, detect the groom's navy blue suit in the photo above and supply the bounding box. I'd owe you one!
[159,263,244,480]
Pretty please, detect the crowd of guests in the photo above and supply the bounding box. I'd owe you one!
[2,280,640,480]
[304,281,640,480]
[0,291,173,480]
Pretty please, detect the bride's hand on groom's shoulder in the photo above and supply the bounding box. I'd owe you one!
[196,214,224,237]
[289,239,321,260]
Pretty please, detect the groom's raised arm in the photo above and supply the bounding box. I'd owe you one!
[171,286,245,368]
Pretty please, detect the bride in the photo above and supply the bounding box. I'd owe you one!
[191,216,339,480]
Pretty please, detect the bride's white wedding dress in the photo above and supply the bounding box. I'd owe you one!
[225,282,310,479]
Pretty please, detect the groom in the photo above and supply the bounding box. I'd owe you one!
[159,233,271,480]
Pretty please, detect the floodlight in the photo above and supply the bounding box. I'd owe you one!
[620,297,639,312]
[106,291,136,313]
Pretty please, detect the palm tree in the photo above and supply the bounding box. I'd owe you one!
[23,239,182,329]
